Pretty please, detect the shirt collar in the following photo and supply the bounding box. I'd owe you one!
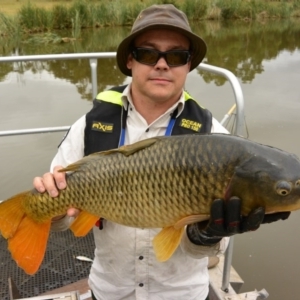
[121,83,185,117]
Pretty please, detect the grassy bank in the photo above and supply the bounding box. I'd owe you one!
[1,0,300,39]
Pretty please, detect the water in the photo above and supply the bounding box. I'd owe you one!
[0,19,300,299]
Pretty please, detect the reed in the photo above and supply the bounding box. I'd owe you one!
[0,0,299,40]
[71,10,81,39]
[51,5,71,29]
[69,0,91,28]
[0,12,21,37]
[18,2,51,31]
[180,0,209,20]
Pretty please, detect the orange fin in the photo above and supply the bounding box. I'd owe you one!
[70,211,99,237]
[0,191,29,238]
[152,226,184,262]
[8,217,51,275]
[173,214,210,230]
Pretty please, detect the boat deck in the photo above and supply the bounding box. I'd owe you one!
[0,230,95,299]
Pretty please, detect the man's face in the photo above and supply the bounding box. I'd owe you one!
[126,29,191,105]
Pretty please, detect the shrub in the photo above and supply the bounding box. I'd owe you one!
[181,0,209,20]
[19,3,50,31]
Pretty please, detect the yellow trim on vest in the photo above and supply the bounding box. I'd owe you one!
[96,90,123,106]
[96,89,205,109]
[184,91,205,108]
[184,90,194,101]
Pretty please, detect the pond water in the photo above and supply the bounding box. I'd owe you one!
[0,18,300,299]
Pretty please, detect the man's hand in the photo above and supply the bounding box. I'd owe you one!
[33,165,79,218]
[33,166,66,197]
[187,197,290,246]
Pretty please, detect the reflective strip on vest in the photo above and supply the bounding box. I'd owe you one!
[183,91,205,108]
[97,89,204,110]
[96,91,123,106]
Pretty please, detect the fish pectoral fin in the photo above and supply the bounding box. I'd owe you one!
[100,137,159,157]
[152,226,184,262]
[8,217,51,275]
[173,214,210,230]
[70,211,99,237]
[0,192,28,238]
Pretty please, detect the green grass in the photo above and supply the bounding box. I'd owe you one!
[0,0,299,40]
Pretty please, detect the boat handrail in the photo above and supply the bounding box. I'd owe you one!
[0,52,245,293]
[0,52,245,136]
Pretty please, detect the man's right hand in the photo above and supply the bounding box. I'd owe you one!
[33,165,66,197]
[33,165,80,218]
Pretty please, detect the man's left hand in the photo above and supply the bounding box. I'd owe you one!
[186,197,290,246]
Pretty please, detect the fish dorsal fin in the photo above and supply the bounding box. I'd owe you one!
[70,211,99,237]
[153,226,184,262]
[59,137,159,173]
[100,137,159,157]
[173,214,210,229]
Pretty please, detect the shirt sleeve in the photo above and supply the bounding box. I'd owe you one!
[180,228,230,259]
[50,115,86,172]
[51,215,75,232]
[50,115,86,231]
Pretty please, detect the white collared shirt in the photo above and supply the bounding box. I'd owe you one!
[51,85,229,300]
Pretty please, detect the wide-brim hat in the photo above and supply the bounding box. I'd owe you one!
[116,4,207,77]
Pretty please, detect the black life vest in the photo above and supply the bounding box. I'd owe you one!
[84,85,212,156]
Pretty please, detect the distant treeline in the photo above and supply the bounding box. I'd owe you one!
[0,0,300,38]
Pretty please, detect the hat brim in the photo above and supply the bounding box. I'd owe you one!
[116,24,207,77]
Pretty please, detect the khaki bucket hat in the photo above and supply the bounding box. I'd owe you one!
[116,4,207,77]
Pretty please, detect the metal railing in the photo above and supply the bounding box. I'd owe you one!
[0,52,245,294]
[0,53,245,137]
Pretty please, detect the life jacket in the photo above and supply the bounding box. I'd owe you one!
[84,85,212,156]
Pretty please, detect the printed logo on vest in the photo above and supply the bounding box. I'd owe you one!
[179,119,202,132]
[92,121,114,133]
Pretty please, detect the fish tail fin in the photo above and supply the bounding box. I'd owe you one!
[153,226,184,262]
[0,192,51,275]
[0,192,28,238]
[70,211,99,237]
[8,217,51,275]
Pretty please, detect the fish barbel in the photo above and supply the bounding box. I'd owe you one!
[1,133,300,275]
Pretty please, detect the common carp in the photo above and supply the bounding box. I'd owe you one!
[1,133,300,275]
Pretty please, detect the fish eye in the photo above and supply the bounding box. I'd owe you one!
[295,180,300,187]
[275,181,292,196]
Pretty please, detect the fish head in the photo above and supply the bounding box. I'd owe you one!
[225,150,300,216]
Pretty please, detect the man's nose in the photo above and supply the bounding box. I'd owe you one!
[154,56,169,69]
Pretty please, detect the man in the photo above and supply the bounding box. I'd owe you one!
[34,4,289,300]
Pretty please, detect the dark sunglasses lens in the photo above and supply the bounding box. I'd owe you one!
[136,49,159,65]
[166,52,189,66]
[133,48,190,66]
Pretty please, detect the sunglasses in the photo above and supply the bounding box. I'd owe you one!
[131,47,192,67]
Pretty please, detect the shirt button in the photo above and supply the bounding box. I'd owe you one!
[139,283,144,287]
[139,256,144,260]
[145,128,149,132]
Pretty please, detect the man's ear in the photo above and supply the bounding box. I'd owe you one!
[188,60,192,71]
[126,53,133,70]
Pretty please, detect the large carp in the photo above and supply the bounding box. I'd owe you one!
[1,133,300,275]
